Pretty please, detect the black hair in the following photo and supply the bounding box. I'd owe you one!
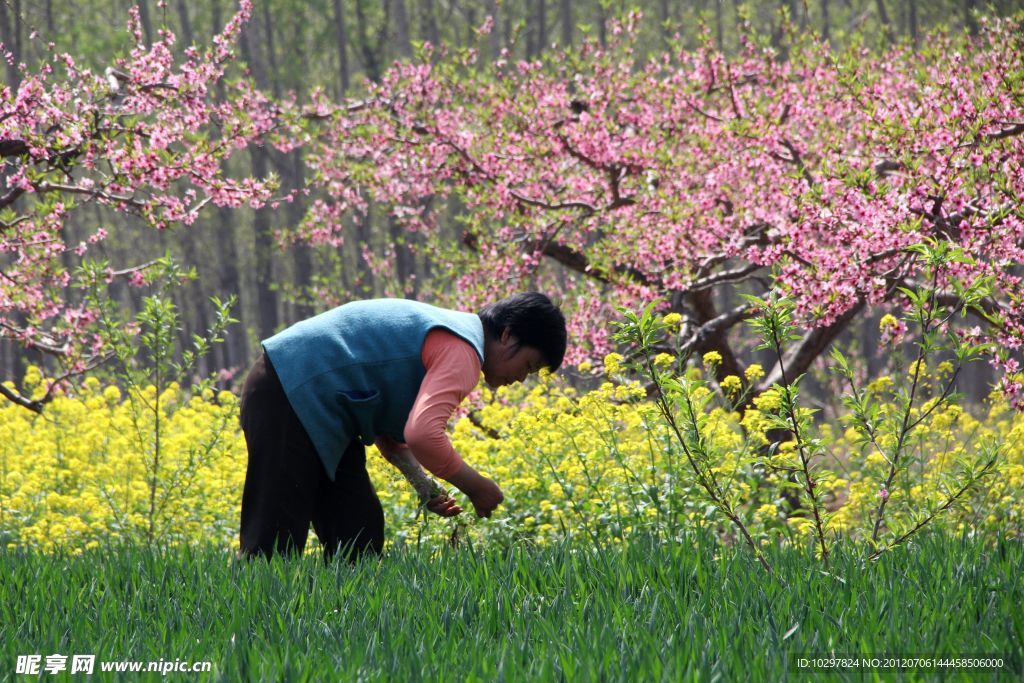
[478,292,567,371]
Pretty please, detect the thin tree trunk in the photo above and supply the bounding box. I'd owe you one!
[261,2,281,98]
[179,227,212,379]
[356,205,374,294]
[537,0,548,52]
[821,0,830,42]
[211,0,223,35]
[389,217,413,295]
[484,0,501,59]
[137,0,154,45]
[289,152,314,320]
[239,18,278,339]
[465,6,476,46]
[176,0,193,46]
[354,0,385,82]
[659,0,670,46]
[250,147,278,339]
[332,0,351,95]
[874,0,894,43]
[560,0,572,47]
[908,0,918,45]
[392,0,412,58]
[964,0,978,35]
[0,0,20,89]
[503,0,513,54]
[421,0,441,48]
[715,0,724,52]
[214,205,248,371]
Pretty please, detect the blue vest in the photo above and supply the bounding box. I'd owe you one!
[262,299,485,479]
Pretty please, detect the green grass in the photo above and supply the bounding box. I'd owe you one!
[1,534,1022,682]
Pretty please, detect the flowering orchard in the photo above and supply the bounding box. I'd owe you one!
[1,5,1022,561]
[296,14,1024,405]
[1,364,1020,554]
[0,0,279,411]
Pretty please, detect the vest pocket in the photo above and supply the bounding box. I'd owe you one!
[335,390,382,445]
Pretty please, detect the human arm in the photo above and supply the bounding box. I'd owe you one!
[400,329,504,518]
[375,436,463,517]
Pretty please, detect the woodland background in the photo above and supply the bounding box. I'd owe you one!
[3,0,1021,393]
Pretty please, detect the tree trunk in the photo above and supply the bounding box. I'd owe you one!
[908,0,918,45]
[560,0,572,47]
[536,0,548,52]
[821,0,830,42]
[289,151,315,320]
[175,0,193,47]
[658,0,670,46]
[250,147,279,339]
[261,2,281,98]
[211,0,223,35]
[874,0,894,43]
[178,226,212,379]
[137,0,154,45]
[392,0,412,58]
[421,0,441,48]
[354,0,384,82]
[214,205,249,372]
[715,0,724,52]
[356,204,374,294]
[388,215,415,296]
[332,0,351,95]
[688,290,743,384]
[503,0,513,53]
[964,0,978,35]
[239,17,278,339]
[484,0,501,60]
[465,6,476,47]
[0,0,20,89]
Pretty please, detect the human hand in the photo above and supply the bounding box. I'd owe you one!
[426,493,464,518]
[446,463,505,518]
[466,476,504,518]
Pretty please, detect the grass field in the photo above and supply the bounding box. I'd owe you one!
[2,533,1022,681]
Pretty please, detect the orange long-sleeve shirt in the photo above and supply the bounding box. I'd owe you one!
[375,329,480,479]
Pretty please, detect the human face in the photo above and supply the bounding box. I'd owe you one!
[482,328,546,388]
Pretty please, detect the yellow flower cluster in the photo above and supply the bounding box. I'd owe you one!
[879,313,900,331]
[1,363,1021,553]
[603,353,625,375]
[0,371,244,552]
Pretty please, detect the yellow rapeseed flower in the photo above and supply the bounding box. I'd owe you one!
[720,375,742,394]
[879,313,900,331]
[603,353,624,375]
[702,351,722,367]
[653,353,675,369]
[744,364,765,381]
[662,312,683,327]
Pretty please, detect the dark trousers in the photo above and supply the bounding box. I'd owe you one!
[238,352,385,561]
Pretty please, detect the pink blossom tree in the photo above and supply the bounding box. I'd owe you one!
[298,14,1024,405]
[0,0,281,411]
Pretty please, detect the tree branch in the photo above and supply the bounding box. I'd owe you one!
[677,303,754,357]
[685,263,764,292]
[759,299,866,390]
[0,382,45,413]
[687,289,744,382]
